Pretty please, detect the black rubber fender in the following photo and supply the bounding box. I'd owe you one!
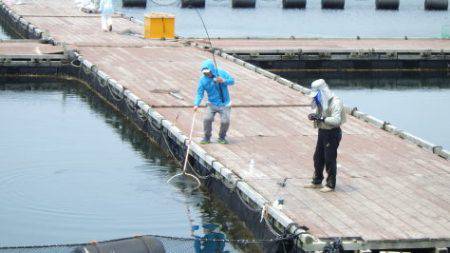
[321,0,345,9]
[232,0,256,8]
[282,0,306,9]
[425,0,448,10]
[376,0,399,10]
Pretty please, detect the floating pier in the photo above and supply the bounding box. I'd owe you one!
[1,0,450,252]
[199,38,450,72]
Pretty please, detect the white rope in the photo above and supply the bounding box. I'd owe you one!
[186,160,212,179]
[261,204,282,237]
[70,58,81,68]
[125,96,138,114]
[236,189,262,213]
[106,81,124,102]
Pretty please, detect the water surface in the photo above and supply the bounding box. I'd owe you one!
[114,0,450,38]
[279,72,450,149]
[1,18,22,39]
[0,80,255,251]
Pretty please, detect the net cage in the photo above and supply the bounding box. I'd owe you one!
[0,234,301,253]
[442,25,450,38]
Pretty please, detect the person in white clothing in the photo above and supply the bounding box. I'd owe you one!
[99,0,114,32]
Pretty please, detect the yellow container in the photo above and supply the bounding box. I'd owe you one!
[144,13,175,39]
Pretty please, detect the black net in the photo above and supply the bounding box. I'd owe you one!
[0,234,300,253]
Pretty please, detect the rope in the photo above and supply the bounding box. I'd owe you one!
[186,160,213,179]
[236,188,262,212]
[105,79,125,102]
[262,205,283,238]
[70,58,82,68]
[125,96,139,114]
[147,111,163,131]
[221,177,241,191]
[160,126,182,166]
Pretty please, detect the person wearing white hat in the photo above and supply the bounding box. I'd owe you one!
[304,79,346,192]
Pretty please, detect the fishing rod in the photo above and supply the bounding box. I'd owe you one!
[195,8,219,71]
[167,9,219,190]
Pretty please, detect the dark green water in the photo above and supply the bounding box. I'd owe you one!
[0,19,18,39]
[278,72,450,150]
[0,80,255,251]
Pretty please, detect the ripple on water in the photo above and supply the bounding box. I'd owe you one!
[0,85,254,251]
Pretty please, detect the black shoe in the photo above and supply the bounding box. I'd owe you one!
[108,25,112,32]
[200,138,210,144]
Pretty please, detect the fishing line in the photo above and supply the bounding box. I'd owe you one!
[195,8,219,70]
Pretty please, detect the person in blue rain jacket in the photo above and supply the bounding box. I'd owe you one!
[194,59,235,144]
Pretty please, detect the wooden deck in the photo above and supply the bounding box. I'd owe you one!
[2,0,450,250]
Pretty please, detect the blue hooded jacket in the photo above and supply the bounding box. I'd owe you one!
[194,60,234,107]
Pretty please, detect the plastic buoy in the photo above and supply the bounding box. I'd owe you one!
[425,0,448,10]
[282,0,306,8]
[376,0,399,9]
[321,0,345,9]
[232,0,256,8]
[181,0,205,7]
[73,236,165,253]
[122,0,147,7]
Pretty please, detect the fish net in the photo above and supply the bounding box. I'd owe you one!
[442,25,450,38]
[0,234,300,253]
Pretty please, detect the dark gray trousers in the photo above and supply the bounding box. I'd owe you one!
[203,104,231,140]
[312,128,342,189]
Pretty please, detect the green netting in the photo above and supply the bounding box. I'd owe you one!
[441,25,450,39]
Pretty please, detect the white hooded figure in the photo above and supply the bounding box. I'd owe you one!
[305,79,346,193]
[99,0,114,32]
[308,79,346,129]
